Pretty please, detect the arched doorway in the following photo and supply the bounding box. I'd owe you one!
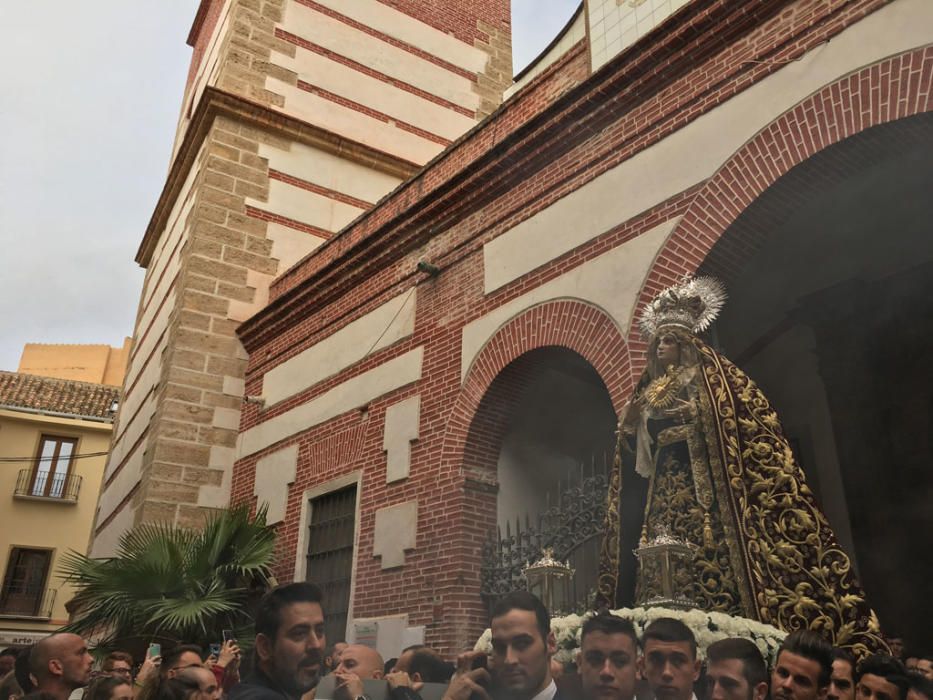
[448,299,633,616]
[482,346,618,610]
[700,114,933,647]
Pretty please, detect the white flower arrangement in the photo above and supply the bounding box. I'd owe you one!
[474,606,786,666]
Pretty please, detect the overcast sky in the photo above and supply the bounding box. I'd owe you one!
[0,0,580,372]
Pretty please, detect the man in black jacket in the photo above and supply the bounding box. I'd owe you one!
[230,582,327,700]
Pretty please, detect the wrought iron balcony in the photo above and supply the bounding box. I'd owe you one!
[13,469,82,502]
[0,587,56,619]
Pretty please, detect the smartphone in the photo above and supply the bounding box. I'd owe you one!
[148,642,161,659]
[209,644,222,657]
[222,629,236,643]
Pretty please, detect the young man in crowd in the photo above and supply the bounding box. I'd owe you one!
[829,650,857,700]
[704,638,769,700]
[855,655,909,700]
[575,612,638,700]
[230,582,327,700]
[29,633,94,700]
[101,652,134,681]
[639,618,700,700]
[176,667,223,700]
[770,630,833,700]
[915,659,933,682]
[0,649,17,678]
[443,590,560,700]
[333,644,385,700]
[907,673,933,700]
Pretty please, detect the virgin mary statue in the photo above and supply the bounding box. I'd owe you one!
[596,277,884,655]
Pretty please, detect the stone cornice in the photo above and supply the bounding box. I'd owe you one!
[237,0,795,350]
[135,87,420,267]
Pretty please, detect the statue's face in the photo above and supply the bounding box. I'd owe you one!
[656,333,681,367]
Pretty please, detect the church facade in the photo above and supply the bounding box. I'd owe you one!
[96,0,933,655]
[232,0,933,653]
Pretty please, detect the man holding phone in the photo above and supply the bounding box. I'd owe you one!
[444,591,562,700]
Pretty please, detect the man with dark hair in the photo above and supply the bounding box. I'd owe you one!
[407,650,454,684]
[393,646,428,675]
[829,650,856,700]
[907,672,933,700]
[229,582,326,700]
[29,633,93,700]
[639,618,700,700]
[443,590,559,700]
[162,646,205,679]
[916,659,933,682]
[576,612,638,700]
[771,630,833,700]
[705,638,768,700]
[134,644,203,700]
[0,648,19,677]
[176,667,222,700]
[855,655,909,700]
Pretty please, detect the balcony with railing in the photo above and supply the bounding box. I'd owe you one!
[0,586,57,619]
[13,469,82,503]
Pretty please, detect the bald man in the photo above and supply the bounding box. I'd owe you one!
[334,645,384,700]
[29,633,93,700]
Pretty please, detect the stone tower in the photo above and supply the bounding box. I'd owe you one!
[90,0,511,555]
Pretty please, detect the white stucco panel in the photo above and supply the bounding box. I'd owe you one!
[265,222,327,276]
[248,179,365,234]
[267,78,444,166]
[464,218,677,380]
[97,441,146,524]
[305,0,488,74]
[89,502,137,558]
[239,347,424,458]
[258,143,402,206]
[263,288,417,406]
[485,0,933,293]
[274,48,476,141]
[383,395,421,483]
[279,5,480,110]
[373,500,418,569]
[253,444,299,524]
[198,446,237,509]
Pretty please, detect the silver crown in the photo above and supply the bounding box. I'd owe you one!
[639,276,727,339]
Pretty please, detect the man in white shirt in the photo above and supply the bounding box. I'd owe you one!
[638,618,700,700]
[577,612,638,700]
[705,638,769,700]
[443,591,561,700]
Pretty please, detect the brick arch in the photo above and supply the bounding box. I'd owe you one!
[426,299,632,652]
[633,46,933,369]
[443,298,634,481]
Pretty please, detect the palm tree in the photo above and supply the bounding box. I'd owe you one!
[59,504,276,650]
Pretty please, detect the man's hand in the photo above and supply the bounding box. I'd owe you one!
[453,651,487,676]
[386,671,423,693]
[334,671,365,700]
[136,655,161,686]
[217,640,240,669]
[441,668,491,700]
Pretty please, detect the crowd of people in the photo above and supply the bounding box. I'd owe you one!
[1,583,930,700]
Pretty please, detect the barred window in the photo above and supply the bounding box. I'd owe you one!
[305,485,357,644]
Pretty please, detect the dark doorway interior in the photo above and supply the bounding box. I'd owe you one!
[704,114,933,648]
